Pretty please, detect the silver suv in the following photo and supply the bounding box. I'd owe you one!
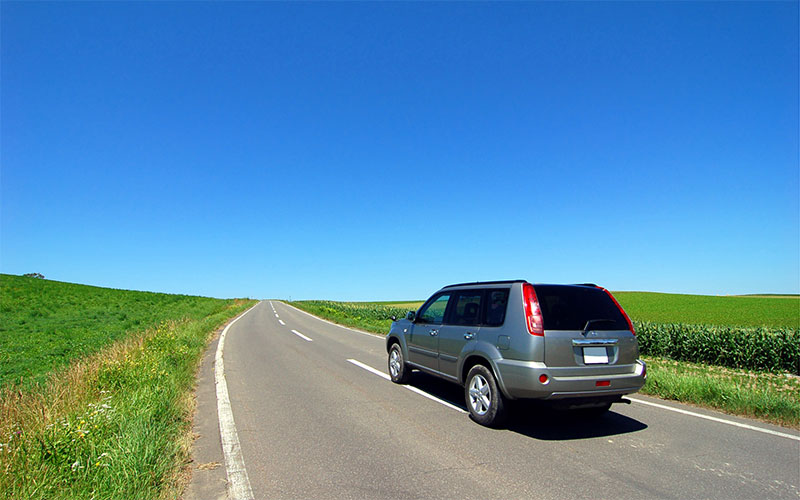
[386,281,646,427]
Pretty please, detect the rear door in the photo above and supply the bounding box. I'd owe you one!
[407,293,452,372]
[534,285,638,370]
[437,290,483,379]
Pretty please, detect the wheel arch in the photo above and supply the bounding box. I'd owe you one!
[460,353,513,400]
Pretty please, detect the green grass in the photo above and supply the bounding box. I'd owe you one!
[288,300,411,335]
[641,356,799,428]
[614,291,799,329]
[0,274,256,499]
[0,274,236,389]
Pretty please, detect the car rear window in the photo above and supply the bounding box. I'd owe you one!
[533,285,628,331]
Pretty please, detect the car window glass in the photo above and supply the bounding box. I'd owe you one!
[533,285,627,330]
[451,292,483,326]
[484,289,509,326]
[418,294,451,325]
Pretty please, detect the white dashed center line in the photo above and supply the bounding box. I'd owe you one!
[291,329,313,342]
[347,359,467,414]
[278,320,285,326]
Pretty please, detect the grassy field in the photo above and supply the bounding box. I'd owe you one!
[0,274,256,499]
[614,291,799,328]
[288,293,799,428]
[640,356,799,427]
[0,274,237,389]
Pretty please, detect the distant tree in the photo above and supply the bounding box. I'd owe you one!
[23,273,45,279]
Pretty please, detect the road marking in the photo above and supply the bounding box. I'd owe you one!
[280,301,382,339]
[215,302,259,500]
[347,359,468,414]
[627,397,800,441]
[274,313,279,318]
[291,329,313,342]
[281,302,799,438]
[278,320,285,326]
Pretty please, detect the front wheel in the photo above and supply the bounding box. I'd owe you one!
[465,365,507,427]
[388,343,410,384]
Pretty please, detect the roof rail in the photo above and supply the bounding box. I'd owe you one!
[573,283,599,288]
[441,280,525,289]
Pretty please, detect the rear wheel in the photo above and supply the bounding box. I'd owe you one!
[465,365,506,427]
[388,343,410,384]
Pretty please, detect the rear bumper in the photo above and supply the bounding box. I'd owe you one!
[494,358,646,400]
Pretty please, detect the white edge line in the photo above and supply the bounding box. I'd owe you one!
[215,302,259,500]
[278,320,286,325]
[628,397,800,441]
[278,301,383,339]
[291,329,313,342]
[279,303,797,440]
[347,359,468,414]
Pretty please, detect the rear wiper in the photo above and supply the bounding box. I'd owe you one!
[583,319,616,332]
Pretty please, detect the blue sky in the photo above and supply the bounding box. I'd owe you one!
[2,1,798,300]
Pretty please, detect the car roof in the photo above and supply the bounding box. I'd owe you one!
[440,281,600,290]
[440,280,525,290]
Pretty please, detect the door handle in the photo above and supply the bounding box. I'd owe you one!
[429,329,438,336]
[464,332,475,340]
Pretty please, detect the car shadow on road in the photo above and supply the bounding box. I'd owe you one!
[409,371,648,441]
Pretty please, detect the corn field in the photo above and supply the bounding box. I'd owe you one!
[291,301,799,375]
[634,321,798,374]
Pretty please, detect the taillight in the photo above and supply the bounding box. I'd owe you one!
[522,283,544,336]
[597,286,635,335]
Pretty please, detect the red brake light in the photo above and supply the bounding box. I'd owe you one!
[597,286,635,335]
[522,283,544,336]
[596,380,611,387]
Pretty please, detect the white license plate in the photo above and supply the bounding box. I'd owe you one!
[583,347,609,364]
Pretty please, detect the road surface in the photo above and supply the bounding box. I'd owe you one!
[187,300,799,499]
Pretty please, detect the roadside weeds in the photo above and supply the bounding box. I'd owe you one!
[0,300,255,500]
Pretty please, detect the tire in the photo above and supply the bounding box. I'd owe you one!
[464,365,507,427]
[388,343,411,384]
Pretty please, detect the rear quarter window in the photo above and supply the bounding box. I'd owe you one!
[533,285,628,331]
[483,289,509,326]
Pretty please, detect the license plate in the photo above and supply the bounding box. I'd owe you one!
[583,347,609,364]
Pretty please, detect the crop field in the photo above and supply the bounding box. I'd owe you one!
[293,291,798,333]
[0,274,242,389]
[329,291,799,330]
[613,291,799,329]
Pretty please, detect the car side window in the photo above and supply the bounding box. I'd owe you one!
[451,292,483,326]
[418,294,451,325]
[484,289,509,327]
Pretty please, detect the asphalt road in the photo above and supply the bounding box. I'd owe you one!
[188,300,800,499]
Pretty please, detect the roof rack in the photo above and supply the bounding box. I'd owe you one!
[573,283,599,288]
[441,280,525,289]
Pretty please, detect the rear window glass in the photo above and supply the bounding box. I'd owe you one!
[533,285,628,331]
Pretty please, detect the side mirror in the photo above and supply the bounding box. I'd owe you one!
[390,315,397,322]
[405,311,416,322]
